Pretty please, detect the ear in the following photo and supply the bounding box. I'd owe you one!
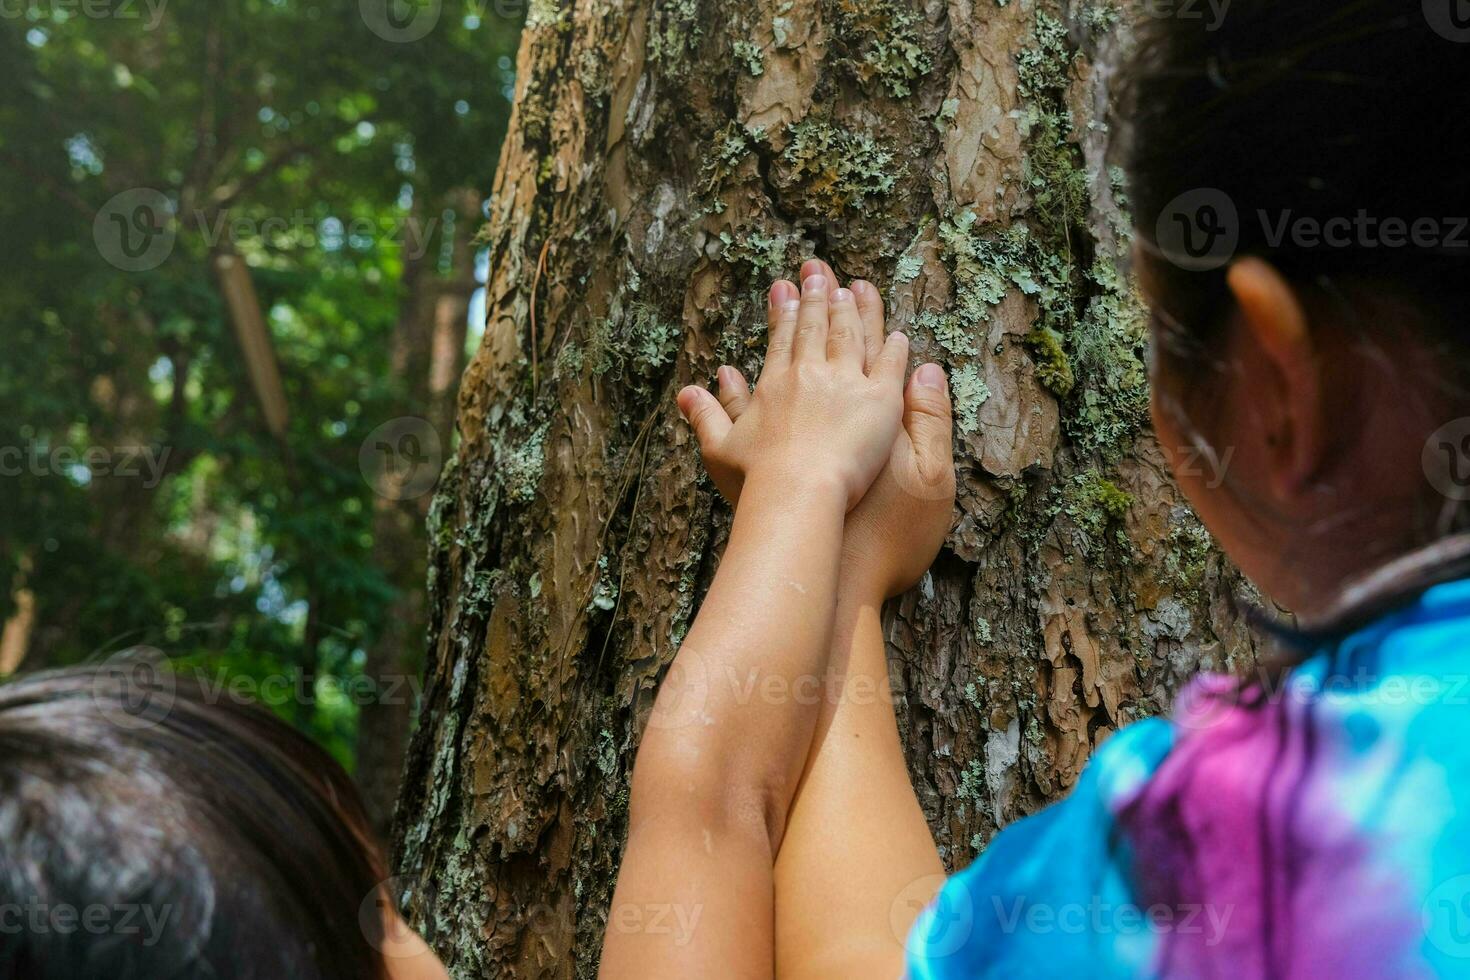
[1225,257,1324,500]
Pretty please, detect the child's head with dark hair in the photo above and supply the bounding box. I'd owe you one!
[0,664,447,979]
[1118,0,1470,623]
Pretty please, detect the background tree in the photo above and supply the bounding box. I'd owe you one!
[0,0,520,828]
[395,0,1262,974]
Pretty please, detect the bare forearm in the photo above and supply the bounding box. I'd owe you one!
[633,467,847,842]
[600,471,846,979]
[773,584,943,980]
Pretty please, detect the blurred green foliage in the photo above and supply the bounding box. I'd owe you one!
[0,0,520,767]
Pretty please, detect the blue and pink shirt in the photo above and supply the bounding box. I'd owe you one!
[909,577,1470,978]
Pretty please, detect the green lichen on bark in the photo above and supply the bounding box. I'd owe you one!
[927,8,1148,457]
[825,0,932,97]
[1023,326,1075,397]
[586,302,682,383]
[732,39,765,76]
[648,0,704,74]
[719,226,801,279]
[1063,470,1134,550]
[1017,9,1150,455]
[701,121,757,200]
[935,213,1073,359]
[776,116,902,217]
[491,407,548,505]
[951,363,992,435]
[1160,515,1218,603]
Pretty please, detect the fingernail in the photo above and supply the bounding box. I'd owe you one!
[832,287,853,304]
[717,366,735,387]
[803,274,826,294]
[851,280,872,297]
[769,280,795,305]
[915,363,946,389]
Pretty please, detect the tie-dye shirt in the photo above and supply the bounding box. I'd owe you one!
[908,577,1470,978]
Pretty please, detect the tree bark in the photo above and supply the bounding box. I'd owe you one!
[394,0,1263,975]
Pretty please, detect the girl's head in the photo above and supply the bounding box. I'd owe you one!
[1121,1,1470,619]
[0,665,448,979]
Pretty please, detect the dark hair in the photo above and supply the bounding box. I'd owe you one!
[1122,0,1470,345]
[1118,0,1470,627]
[0,662,391,979]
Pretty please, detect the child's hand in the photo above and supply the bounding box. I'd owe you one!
[677,274,909,511]
[813,268,954,599]
[697,261,956,598]
[840,361,956,598]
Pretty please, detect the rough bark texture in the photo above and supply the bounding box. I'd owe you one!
[394,0,1263,975]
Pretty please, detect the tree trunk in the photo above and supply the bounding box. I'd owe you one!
[394,0,1262,975]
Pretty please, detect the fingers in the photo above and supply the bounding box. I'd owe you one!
[677,385,733,452]
[767,281,800,364]
[717,366,751,420]
[904,363,956,485]
[872,330,910,391]
[826,287,865,369]
[798,258,884,370]
[851,280,886,370]
[792,273,830,363]
[800,258,839,297]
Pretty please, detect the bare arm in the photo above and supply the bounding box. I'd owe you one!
[598,471,844,978]
[771,259,957,979]
[774,590,946,980]
[600,274,909,978]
